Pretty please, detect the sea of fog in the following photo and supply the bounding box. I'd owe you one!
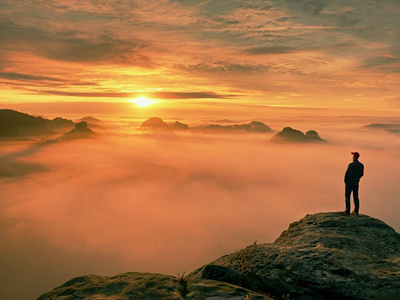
[1,116,399,300]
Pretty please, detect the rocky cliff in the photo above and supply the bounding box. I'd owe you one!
[190,212,400,299]
[37,212,400,300]
[37,272,269,300]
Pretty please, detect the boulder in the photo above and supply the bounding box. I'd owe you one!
[189,212,400,299]
[37,272,269,300]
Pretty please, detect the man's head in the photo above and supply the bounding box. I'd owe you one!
[351,152,360,160]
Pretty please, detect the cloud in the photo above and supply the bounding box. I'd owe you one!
[0,21,153,66]
[242,42,356,55]
[359,56,400,71]
[0,72,64,82]
[242,45,303,55]
[1,116,400,300]
[0,159,48,179]
[0,1,400,115]
[0,72,99,88]
[180,61,269,74]
[41,90,233,99]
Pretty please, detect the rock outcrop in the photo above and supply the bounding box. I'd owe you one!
[63,121,97,139]
[190,212,400,299]
[272,127,326,143]
[37,212,400,300]
[37,272,269,300]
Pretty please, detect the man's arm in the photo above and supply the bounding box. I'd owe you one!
[344,164,352,183]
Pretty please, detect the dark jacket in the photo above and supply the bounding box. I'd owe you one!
[345,159,364,184]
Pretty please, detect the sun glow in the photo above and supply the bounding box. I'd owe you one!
[131,96,155,107]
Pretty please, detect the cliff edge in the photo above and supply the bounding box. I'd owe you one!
[37,212,400,300]
[190,212,400,299]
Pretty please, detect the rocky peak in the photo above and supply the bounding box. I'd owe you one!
[190,212,400,299]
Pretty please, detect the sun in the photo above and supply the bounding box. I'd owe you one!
[130,96,155,107]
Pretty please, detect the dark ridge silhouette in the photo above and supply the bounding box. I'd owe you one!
[38,212,399,300]
[78,116,105,130]
[0,109,52,138]
[0,109,76,139]
[196,121,273,133]
[140,117,272,133]
[208,119,239,123]
[51,117,75,128]
[272,127,327,143]
[364,123,400,133]
[141,117,169,129]
[140,117,189,131]
[63,121,97,139]
[170,121,190,130]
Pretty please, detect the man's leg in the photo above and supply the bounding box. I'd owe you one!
[345,184,352,214]
[353,182,360,213]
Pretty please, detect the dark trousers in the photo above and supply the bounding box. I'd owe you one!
[345,182,359,214]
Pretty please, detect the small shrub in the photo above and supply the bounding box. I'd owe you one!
[178,272,188,298]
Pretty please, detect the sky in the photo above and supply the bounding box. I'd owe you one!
[1,1,400,300]
[0,0,400,115]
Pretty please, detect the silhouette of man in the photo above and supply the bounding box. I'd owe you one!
[341,152,364,216]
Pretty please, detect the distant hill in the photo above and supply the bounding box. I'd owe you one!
[140,117,272,133]
[196,121,273,133]
[78,116,102,124]
[0,109,74,139]
[140,117,189,131]
[141,117,169,129]
[51,117,75,128]
[272,127,326,143]
[364,123,400,133]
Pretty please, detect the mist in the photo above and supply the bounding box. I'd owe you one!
[1,119,399,300]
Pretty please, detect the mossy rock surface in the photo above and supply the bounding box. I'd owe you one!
[190,212,400,300]
[37,272,269,300]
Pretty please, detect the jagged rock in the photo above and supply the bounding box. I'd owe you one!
[37,272,269,300]
[189,212,400,300]
[64,121,97,139]
[272,127,326,143]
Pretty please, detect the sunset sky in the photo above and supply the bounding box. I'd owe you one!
[1,0,400,115]
[1,2,400,300]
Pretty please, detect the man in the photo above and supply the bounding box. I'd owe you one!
[341,152,364,216]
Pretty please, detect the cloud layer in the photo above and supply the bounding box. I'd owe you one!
[0,0,399,109]
[1,116,400,300]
